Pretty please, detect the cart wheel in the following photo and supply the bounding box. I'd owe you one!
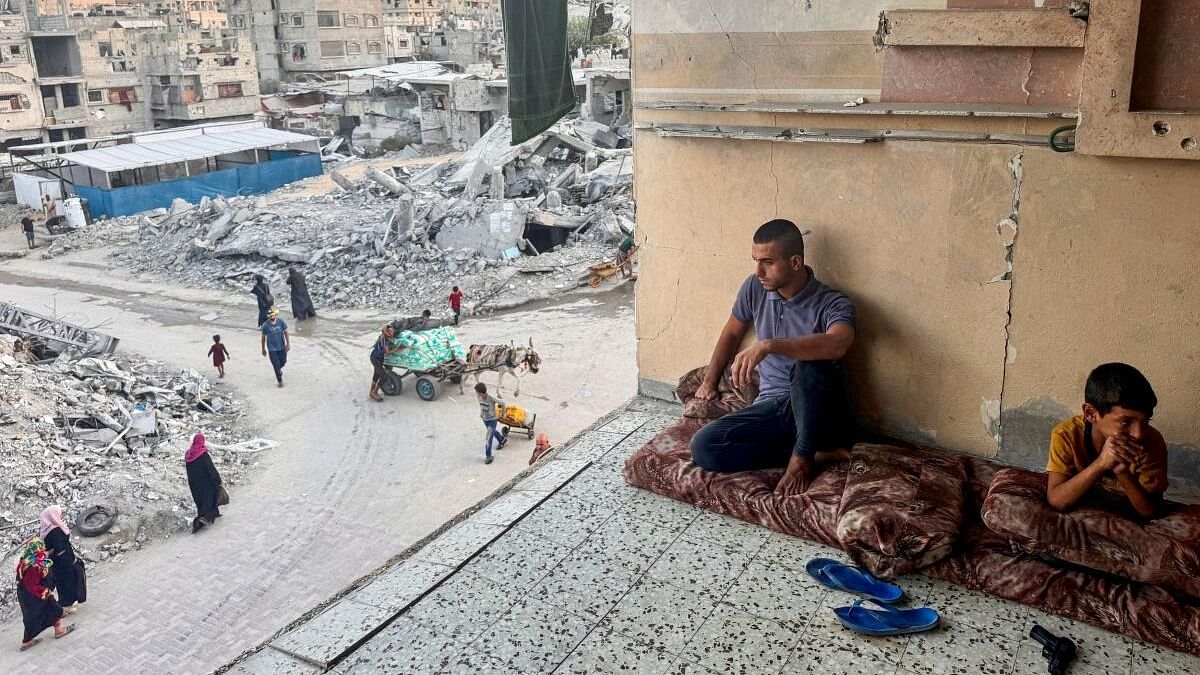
[415,376,441,401]
[589,275,602,288]
[527,427,535,439]
[381,372,403,396]
[450,374,463,385]
[501,426,511,436]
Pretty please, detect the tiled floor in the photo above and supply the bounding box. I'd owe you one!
[232,403,1200,675]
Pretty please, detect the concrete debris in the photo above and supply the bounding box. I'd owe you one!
[0,336,256,618]
[40,116,636,315]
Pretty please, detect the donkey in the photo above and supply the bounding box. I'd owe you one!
[461,338,542,397]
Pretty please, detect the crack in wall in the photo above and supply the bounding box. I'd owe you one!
[768,134,781,216]
[992,152,1024,448]
[1019,50,1035,105]
[703,0,761,94]
[640,277,684,343]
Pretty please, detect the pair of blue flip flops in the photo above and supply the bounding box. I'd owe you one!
[805,558,940,636]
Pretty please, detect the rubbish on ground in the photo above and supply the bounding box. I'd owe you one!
[0,302,119,359]
[76,504,119,537]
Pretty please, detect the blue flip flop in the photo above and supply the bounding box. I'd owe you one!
[805,558,904,604]
[834,600,940,636]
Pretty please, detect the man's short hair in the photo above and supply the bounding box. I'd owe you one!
[474,382,487,394]
[422,309,432,318]
[753,219,805,259]
[1085,363,1157,416]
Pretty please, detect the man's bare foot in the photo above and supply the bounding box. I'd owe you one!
[813,448,851,465]
[775,457,813,497]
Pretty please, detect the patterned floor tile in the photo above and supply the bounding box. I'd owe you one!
[680,603,800,675]
[554,626,675,675]
[333,617,465,675]
[1131,643,1200,675]
[646,534,753,600]
[721,559,827,630]
[271,599,396,668]
[511,492,612,547]
[469,597,594,673]
[403,572,520,644]
[413,520,507,567]
[571,511,680,574]
[530,549,640,621]
[600,576,720,655]
[684,510,771,556]
[471,490,552,528]
[900,618,1019,675]
[459,528,572,594]
[350,560,456,613]
[619,490,701,532]
[1020,609,1134,670]
[782,630,904,675]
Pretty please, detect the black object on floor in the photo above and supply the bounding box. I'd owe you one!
[1030,624,1077,675]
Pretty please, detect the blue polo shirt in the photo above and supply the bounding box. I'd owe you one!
[732,268,855,402]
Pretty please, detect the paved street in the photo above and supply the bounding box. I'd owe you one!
[0,252,636,674]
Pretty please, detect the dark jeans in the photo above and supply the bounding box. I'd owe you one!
[268,349,287,383]
[690,360,852,472]
[370,355,387,385]
[25,231,35,248]
[483,419,505,458]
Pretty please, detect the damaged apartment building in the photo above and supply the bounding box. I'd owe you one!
[232,0,386,93]
[0,0,259,148]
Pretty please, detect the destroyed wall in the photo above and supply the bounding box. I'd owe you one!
[74,21,154,137]
[414,79,503,148]
[231,0,283,92]
[0,11,44,144]
[139,26,261,123]
[633,0,1200,482]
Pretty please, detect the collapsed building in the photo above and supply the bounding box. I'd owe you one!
[40,114,633,316]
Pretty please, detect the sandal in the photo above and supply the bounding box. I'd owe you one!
[54,624,75,639]
[805,558,903,604]
[19,638,40,651]
[834,599,940,636]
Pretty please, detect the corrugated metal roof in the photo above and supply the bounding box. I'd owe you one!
[59,126,315,173]
[338,61,475,85]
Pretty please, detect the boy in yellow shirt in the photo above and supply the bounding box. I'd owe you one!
[1046,363,1168,518]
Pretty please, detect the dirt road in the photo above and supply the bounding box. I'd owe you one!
[0,253,635,673]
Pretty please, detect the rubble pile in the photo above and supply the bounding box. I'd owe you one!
[0,335,259,615]
[43,117,635,315]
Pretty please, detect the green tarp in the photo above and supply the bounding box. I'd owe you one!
[383,327,467,372]
[502,0,576,145]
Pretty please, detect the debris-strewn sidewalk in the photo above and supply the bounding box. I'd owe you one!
[42,116,635,316]
[0,330,260,619]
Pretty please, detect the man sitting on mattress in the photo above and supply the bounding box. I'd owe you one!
[689,219,856,496]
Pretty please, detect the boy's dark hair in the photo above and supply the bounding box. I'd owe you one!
[753,219,805,259]
[422,309,432,318]
[1085,363,1157,416]
[474,382,487,394]
[452,286,459,292]
[212,335,221,343]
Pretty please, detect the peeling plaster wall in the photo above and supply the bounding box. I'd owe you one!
[633,0,1200,470]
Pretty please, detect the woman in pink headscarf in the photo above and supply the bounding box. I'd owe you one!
[185,433,224,533]
[41,506,86,613]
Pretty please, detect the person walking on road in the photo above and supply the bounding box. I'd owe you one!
[40,507,85,615]
[21,215,35,249]
[250,274,273,327]
[449,286,464,325]
[475,382,508,464]
[261,308,290,387]
[185,433,224,533]
[369,325,400,402]
[16,537,73,651]
[286,266,318,321]
[208,334,230,379]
